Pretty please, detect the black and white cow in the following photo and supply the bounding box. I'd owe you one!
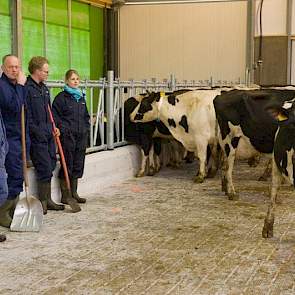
[262,98,295,238]
[130,89,221,183]
[124,90,190,177]
[213,89,295,200]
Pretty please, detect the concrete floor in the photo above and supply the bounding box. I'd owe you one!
[1,159,295,295]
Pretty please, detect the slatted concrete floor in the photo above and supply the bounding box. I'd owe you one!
[0,158,295,295]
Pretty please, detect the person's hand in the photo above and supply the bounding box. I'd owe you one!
[53,127,60,137]
[17,70,27,85]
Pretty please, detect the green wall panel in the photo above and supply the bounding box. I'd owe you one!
[72,1,89,29]
[71,29,90,79]
[46,23,69,80]
[0,15,11,58]
[46,0,68,26]
[22,19,44,73]
[22,0,43,20]
[0,0,9,14]
[90,6,104,80]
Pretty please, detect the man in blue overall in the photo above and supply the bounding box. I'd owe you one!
[0,106,8,241]
[0,55,28,228]
[26,56,64,214]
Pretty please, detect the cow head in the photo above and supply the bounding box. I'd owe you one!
[265,98,295,128]
[130,92,162,122]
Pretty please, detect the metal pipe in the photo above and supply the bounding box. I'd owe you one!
[126,0,247,5]
[106,70,114,150]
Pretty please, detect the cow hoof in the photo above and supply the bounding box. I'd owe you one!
[228,193,239,201]
[258,176,268,181]
[194,176,204,183]
[147,168,156,176]
[136,172,144,178]
[207,169,217,178]
[262,220,273,238]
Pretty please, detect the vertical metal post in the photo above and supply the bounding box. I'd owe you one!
[286,0,292,84]
[42,0,47,57]
[11,0,22,60]
[106,70,114,150]
[169,74,176,91]
[67,0,72,68]
[90,87,94,148]
[246,0,255,84]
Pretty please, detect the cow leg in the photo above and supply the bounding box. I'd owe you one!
[258,158,272,181]
[207,142,218,178]
[154,138,162,172]
[194,142,207,183]
[136,149,148,177]
[147,144,156,176]
[262,159,281,238]
[224,146,239,200]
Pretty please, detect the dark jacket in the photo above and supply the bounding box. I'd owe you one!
[26,76,52,142]
[52,90,90,135]
[0,73,29,198]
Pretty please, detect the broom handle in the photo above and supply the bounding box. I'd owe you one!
[47,105,71,191]
[21,105,29,192]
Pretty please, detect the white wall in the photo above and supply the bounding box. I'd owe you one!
[23,145,141,203]
[255,0,287,36]
[119,1,247,82]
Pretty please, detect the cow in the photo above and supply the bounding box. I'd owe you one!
[213,89,295,200]
[124,90,190,177]
[130,89,221,183]
[262,98,295,238]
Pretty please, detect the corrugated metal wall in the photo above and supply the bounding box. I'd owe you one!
[119,1,247,81]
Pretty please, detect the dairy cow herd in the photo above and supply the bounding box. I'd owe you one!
[123,85,295,239]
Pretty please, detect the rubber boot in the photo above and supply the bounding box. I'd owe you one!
[9,195,19,218]
[60,179,81,213]
[45,182,64,211]
[37,181,48,215]
[0,199,14,228]
[70,178,86,203]
[0,234,6,242]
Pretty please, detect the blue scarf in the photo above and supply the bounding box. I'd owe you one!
[64,85,82,102]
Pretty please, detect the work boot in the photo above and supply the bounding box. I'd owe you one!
[70,178,86,203]
[0,200,14,228]
[0,234,6,242]
[9,195,19,218]
[38,181,64,214]
[60,179,81,213]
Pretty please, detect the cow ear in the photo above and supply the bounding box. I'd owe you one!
[266,107,288,121]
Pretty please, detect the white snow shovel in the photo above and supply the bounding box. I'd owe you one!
[10,105,43,232]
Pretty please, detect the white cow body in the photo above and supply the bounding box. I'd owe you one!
[131,90,221,182]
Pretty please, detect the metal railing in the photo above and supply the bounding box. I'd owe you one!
[47,71,242,154]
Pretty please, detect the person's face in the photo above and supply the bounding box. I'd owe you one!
[35,63,49,82]
[66,73,80,88]
[2,56,20,80]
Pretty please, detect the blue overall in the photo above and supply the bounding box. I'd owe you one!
[0,108,8,206]
[26,76,56,182]
[52,90,90,179]
[0,73,29,199]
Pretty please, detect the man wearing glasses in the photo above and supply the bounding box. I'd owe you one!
[0,54,27,228]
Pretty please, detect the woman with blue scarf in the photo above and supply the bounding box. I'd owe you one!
[52,70,90,206]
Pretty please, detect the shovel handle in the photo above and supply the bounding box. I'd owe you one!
[47,105,71,191]
[21,105,29,190]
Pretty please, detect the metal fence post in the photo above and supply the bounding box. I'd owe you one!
[106,70,114,150]
[169,74,176,91]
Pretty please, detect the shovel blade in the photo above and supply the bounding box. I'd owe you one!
[10,195,43,232]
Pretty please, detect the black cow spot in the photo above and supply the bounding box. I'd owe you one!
[231,137,240,148]
[168,118,176,128]
[225,144,230,157]
[179,115,189,133]
[168,95,176,106]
